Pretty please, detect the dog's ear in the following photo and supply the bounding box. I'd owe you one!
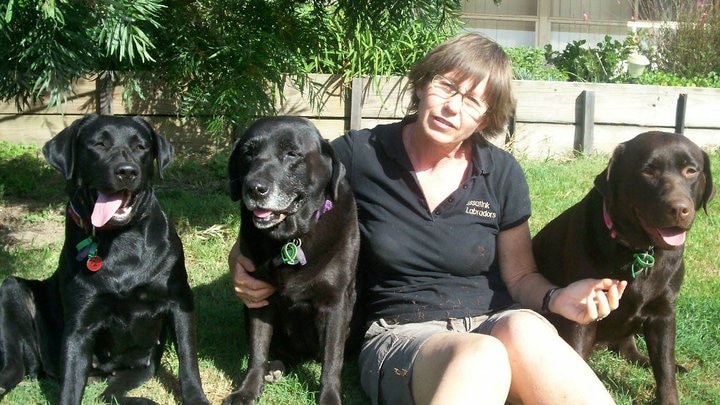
[595,143,625,201]
[700,150,716,213]
[321,138,346,201]
[594,167,610,199]
[42,115,96,180]
[133,116,174,179]
[152,132,174,179]
[228,137,244,202]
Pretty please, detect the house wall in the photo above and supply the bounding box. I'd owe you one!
[461,0,640,49]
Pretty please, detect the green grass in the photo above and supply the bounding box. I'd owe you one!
[1,141,719,404]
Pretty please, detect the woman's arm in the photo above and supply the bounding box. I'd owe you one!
[498,221,627,324]
[228,235,276,308]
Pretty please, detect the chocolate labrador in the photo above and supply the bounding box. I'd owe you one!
[0,115,208,405]
[224,116,359,405]
[533,131,715,405]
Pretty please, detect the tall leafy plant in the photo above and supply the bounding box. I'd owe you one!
[151,1,327,135]
[308,1,460,79]
[1,0,465,139]
[0,0,164,110]
[149,0,462,137]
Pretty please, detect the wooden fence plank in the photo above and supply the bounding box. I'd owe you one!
[0,114,81,145]
[513,81,720,128]
[350,77,364,130]
[574,90,595,154]
[0,79,96,115]
[513,80,581,123]
[684,90,720,128]
[355,76,412,119]
[2,74,719,157]
[589,84,719,128]
[675,93,687,134]
[275,74,346,118]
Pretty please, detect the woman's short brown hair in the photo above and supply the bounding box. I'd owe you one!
[407,33,515,138]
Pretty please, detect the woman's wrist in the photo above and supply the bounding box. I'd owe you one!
[541,287,561,313]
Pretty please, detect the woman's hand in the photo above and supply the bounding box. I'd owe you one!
[550,278,628,324]
[229,242,276,308]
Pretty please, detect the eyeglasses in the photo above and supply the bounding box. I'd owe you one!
[430,74,489,119]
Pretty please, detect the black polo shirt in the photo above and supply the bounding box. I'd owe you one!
[331,119,531,324]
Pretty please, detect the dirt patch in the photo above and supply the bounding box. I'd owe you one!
[0,201,65,249]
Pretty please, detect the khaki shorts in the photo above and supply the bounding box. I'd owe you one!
[358,306,553,405]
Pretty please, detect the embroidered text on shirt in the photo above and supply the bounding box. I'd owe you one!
[465,200,497,218]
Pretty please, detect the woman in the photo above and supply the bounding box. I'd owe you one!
[230,34,626,405]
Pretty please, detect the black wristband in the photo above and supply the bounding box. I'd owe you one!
[542,287,561,313]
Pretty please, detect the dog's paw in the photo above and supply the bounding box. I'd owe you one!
[264,369,283,383]
[264,360,286,383]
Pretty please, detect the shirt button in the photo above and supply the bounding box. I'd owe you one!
[434,210,440,215]
[463,185,468,189]
[448,197,455,202]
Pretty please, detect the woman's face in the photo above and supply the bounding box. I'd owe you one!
[414,71,489,146]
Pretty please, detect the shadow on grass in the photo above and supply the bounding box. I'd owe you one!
[0,150,66,281]
[191,271,369,405]
[590,347,657,405]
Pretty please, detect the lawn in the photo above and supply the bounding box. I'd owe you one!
[0,140,718,405]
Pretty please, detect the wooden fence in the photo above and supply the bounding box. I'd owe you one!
[1,74,719,158]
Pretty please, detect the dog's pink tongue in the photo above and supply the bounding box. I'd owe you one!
[253,208,273,218]
[658,228,686,246]
[91,192,124,227]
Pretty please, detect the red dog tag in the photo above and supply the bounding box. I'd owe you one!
[87,256,103,272]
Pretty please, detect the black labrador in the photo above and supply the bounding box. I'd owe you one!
[224,116,359,405]
[0,115,208,405]
[533,131,715,405]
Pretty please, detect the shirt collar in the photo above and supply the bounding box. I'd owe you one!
[378,116,495,177]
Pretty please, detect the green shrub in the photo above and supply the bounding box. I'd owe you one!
[545,35,633,83]
[653,3,720,78]
[637,70,720,87]
[505,47,568,81]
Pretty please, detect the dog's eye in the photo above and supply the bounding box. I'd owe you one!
[94,141,109,150]
[641,166,659,177]
[243,145,257,158]
[684,166,698,176]
[284,151,301,159]
[134,144,147,151]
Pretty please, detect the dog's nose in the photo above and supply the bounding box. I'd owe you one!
[115,164,138,183]
[676,204,691,220]
[671,200,693,223]
[247,180,269,197]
